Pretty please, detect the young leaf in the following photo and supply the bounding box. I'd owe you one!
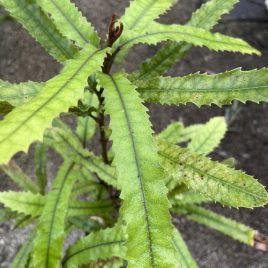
[172,228,198,268]
[1,161,39,193]
[63,226,126,268]
[97,72,175,267]
[36,0,99,47]
[135,68,268,107]
[34,142,47,194]
[0,0,77,63]
[133,0,240,79]
[76,92,98,147]
[187,117,227,155]
[0,45,108,165]
[9,230,35,268]
[44,126,118,188]
[0,80,43,115]
[116,22,259,57]
[174,205,255,246]
[33,161,78,268]
[158,140,268,208]
[121,0,177,31]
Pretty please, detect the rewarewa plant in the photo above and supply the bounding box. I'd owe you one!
[0,0,268,267]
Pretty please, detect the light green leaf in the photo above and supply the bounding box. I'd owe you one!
[0,190,111,219]
[121,0,177,31]
[133,0,240,79]
[188,117,227,155]
[0,80,43,115]
[158,122,202,145]
[171,191,210,206]
[0,0,77,63]
[158,140,268,208]
[10,230,35,268]
[1,161,39,193]
[33,162,78,268]
[36,0,99,47]
[0,45,108,165]
[63,226,126,268]
[97,72,175,267]
[116,22,259,57]
[172,228,198,268]
[135,68,268,106]
[34,142,47,194]
[44,125,118,188]
[0,191,44,217]
[174,205,255,246]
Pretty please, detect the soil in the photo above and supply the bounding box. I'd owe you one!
[0,0,268,267]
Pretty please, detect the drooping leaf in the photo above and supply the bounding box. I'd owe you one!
[9,230,36,268]
[33,161,78,268]
[0,80,43,115]
[0,45,108,165]
[0,0,77,63]
[34,142,47,194]
[76,91,98,147]
[44,125,118,188]
[120,0,177,31]
[1,161,39,193]
[158,140,268,208]
[174,205,255,246]
[172,228,198,268]
[133,0,240,79]
[63,226,126,268]
[135,68,268,107]
[187,117,227,155]
[36,0,99,47]
[97,72,175,267]
[116,22,259,58]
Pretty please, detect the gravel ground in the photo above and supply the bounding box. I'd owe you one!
[0,0,268,267]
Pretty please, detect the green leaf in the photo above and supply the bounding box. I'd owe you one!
[44,125,118,188]
[174,205,255,246]
[133,0,240,79]
[0,80,43,115]
[33,161,78,268]
[34,142,47,194]
[158,140,268,208]
[63,226,126,268]
[0,0,77,63]
[116,22,259,57]
[0,208,17,222]
[36,0,99,47]
[172,228,198,268]
[67,200,113,217]
[0,191,44,217]
[158,122,202,145]
[97,72,175,267]
[76,92,98,147]
[170,191,210,206]
[187,117,227,155]
[0,45,108,165]
[1,162,39,193]
[10,230,35,268]
[135,68,268,107]
[121,0,177,31]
